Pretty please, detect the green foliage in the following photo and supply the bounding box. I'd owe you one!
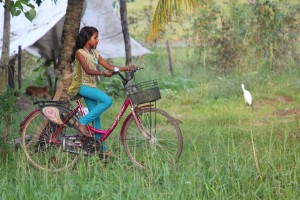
[98,77,125,99]
[31,63,49,85]
[160,77,194,91]
[0,88,17,158]
[0,88,17,128]
[189,0,300,74]
[0,0,54,21]
[23,6,36,21]
[6,0,36,21]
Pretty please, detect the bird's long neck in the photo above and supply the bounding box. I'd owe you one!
[241,85,245,92]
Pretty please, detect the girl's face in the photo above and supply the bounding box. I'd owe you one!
[87,32,99,48]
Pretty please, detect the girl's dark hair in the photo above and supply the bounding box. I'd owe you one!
[70,26,98,62]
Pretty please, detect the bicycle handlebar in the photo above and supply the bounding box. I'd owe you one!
[113,67,143,86]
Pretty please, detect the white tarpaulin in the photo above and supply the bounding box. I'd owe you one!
[0,0,151,59]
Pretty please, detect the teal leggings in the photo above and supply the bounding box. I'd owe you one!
[78,84,113,150]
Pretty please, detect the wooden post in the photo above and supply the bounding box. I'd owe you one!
[166,40,174,77]
[8,57,16,89]
[18,46,22,89]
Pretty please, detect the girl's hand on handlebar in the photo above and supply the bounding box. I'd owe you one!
[128,65,138,71]
[103,71,112,77]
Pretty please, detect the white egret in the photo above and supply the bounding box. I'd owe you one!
[241,83,253,107]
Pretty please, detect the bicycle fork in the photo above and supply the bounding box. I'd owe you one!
[131,107,158,144]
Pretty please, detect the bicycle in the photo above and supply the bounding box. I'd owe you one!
[20,68,183,172]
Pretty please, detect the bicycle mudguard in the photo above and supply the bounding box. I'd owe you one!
[19,104,72,133]
[40,105,72,125]
[19,108,40,134]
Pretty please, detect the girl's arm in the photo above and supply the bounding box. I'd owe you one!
[97,54,137,72]
[77,51,110,76]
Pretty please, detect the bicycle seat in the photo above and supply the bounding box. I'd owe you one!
[67,94,82,101]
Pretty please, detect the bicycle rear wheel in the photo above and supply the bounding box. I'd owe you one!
[122,107,183,168]
[21,110,79,172]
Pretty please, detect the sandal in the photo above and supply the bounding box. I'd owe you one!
[99,150,115,161]
[104,150,115,158]
[75,120,92,138]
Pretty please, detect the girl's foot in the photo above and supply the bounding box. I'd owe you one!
[99,150,115,161]
[75,121,92,138]
[104,150,114,158]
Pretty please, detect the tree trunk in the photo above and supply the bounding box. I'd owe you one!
[120,0,132,67]
[8,57,16,89]
[18,46,22,89]
[53,0,84,101]
[166,40,174,77]
[0,0,10,94]
[0,0,11,161]
[44,59,53,94]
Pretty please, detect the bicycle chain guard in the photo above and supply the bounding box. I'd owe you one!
[61,136,102,156]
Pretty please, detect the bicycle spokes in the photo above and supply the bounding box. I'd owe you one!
[122,107,183,169]
[21,111,79,172]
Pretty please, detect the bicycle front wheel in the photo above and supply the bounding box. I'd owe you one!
[21,111,79,172]
[122,107,183,168]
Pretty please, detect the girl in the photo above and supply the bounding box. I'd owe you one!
[67,26,136,156]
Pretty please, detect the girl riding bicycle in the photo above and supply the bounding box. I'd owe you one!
[67,26,137,156]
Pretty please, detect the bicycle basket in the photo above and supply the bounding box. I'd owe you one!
[125,80,161,105]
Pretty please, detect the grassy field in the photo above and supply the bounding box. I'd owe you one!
[1,45,300,199]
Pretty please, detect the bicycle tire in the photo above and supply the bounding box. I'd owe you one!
[21,110,79,172]
[122,107,183,168]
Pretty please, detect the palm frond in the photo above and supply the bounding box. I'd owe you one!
[146,0,197,43]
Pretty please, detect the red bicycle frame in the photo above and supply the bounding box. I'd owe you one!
[26,96,152,144]
[84,97,134,141]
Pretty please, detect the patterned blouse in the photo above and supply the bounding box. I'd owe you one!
[67,48,99,96]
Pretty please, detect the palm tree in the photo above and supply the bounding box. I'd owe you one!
[147,0,197,42]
